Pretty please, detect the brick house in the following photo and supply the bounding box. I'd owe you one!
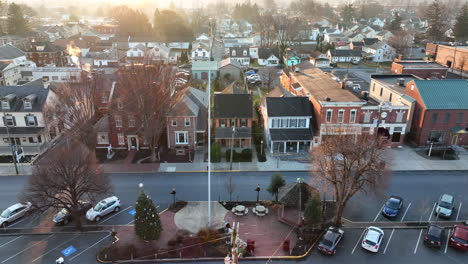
[426,43,468,74]
[25,41,68,67]
[213,94,253,149]
[405,79,468,146]
[280,61,408,146]
[391,60,448,79]
[166,87,208,153]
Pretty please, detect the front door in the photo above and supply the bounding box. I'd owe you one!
[130,137,137,149]
[451,135,459,145]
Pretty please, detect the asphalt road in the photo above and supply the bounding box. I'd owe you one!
[1,171,468,263]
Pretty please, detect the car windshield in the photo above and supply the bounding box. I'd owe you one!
[321,238,333,247]
[0,209,11,218]
[428,226,442,237]
[453,236,467,244]
[439,201,451,209]
[386,199,400,209]
[365,239,376,246]
[93,202,105,211]
[58,208,68,215]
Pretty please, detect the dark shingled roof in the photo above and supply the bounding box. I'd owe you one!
[258,48,279,60]
[0,81,51,112]
[215,127,251,139]
[278,182,318,208]
[330,49,362,57]
[266,97,312,117]
[25,42,65,53]
[270,129,313,141]
[214,94,253,118]
[363,38,379,46]
[0,44,25,60]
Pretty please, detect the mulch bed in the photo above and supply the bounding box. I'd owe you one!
[132,148,194,163]
[95,149,128,163]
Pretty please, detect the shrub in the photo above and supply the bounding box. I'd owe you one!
[241,149,252,161]
[211,142,221,162]
[197,228,220,243]
[225,149,252,162]
[304,195,322,227]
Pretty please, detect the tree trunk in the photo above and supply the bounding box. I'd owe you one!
[73,210,82,231]
[150,141,157,162]
[334,203,345,227]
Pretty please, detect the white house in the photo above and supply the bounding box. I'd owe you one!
[229,47,250,67]
[257,48,279,67]
[191,43,210,61]
[20,67,83,83]
[362,42,396,62]
[369,18,386,28]
[126,44,147,58]
[0,79,58,158]
[0,63,21,86]
[327,49,362,63]
[147,44,173,63]
[249,47,259,59]
[309,51,330,68]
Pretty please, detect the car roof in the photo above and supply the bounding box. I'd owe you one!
[440,194,453,203]
[102,196,118,203]
[428,225,443,236]
[324,230,340,242]
[366,227,383,242]
[6,203,25,211]
[453,225,468,240]
[389,195,402,201]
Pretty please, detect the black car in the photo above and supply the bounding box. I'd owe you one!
[382,195,404,219]
[329,62,338,67]
[424,224,444,248]
[317,226,344,255]
[53,201,91,225]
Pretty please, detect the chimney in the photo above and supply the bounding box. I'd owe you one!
[340,81,345,89]
[42,76,50,89]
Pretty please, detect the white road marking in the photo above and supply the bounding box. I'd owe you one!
[456,202,462,221]
[401,202,412,222]
[69,234,111,261]
[99,206,132,224]
[444,229,451,254]
[7,217,27,228]
[1,234,54,263]
[428,202,437,222]
[351,229,366,254]
[0,236,23,248]
[413,229,423,254]
[383,229,395,254]
[373,204,385,222]
[31,235,79,262]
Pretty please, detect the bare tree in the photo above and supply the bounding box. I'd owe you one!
[44,74,99,150]
[253,12,276,47]
[311,133,391,226]
[262,67,278,91]
[21,141,112,230]
[116,64,184,162]
[388,31,413,58]
[274,15,303,63]
[225,175,236,201]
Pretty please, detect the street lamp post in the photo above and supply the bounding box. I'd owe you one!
[255,184,261,204]
[170,188,176,207]
[207,18,214,227]
[229,125,236,171]
[260,140,263,156]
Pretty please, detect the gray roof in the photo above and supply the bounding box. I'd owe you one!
[0,82,51,112]
[0,63,10,71]
[0,44,26,60]
[330,49,362,57]
[270,129,313,141]
[215,127,251,139]
[192,61,219,71]
[214,94,253,118]
[278,182,317,208]
[168,88,208,131]
[258,48,279,60]
[219,58,241,69]
[266,97,312,117]
[229,47,250,58]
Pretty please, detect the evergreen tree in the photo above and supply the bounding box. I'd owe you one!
[135,190,162,241]
[453,2,468,41]
[387,12,403,33]
[179,51,189,64]
[425,0,447,41]
[153,9,193,42]
[7,3,30,35]
[340,4,355,24]
[267,173,286,201]
[304,195,322,226]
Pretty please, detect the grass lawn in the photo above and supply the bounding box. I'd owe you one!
[360,61,392,69]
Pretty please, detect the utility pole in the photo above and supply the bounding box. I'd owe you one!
[207,18,214,227]
[3,112,19,174]
[229,125,235,170]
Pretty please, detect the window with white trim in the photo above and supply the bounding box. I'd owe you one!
[115,115,122,127]
[24,100,32,109]
[185,117,190,126]
[175,131,188,144]
[97,132,109,144]
[4,116,14,126]
[1,100,9,110]
[337,110,345,123]
[326,110,333,123]
[396,111,404,123]
[26,115,36,126]
[350,110,356,123]
[117,99,123,109]
[117,133,125,145]
[364,111,371,123]
[128,115,136,127]
[172,120,177,126]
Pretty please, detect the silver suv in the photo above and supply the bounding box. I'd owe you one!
[0,202,32,227]
[435,194,455,219]
[86,196,121,222]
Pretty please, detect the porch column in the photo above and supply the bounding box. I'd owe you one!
[283,142,286,153]
[270,141,273,154]
[296,141,299,153]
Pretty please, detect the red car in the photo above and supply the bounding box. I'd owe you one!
[449,225,468,250]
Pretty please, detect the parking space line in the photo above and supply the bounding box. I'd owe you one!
[401,202,412,222]
[428,202,437,222]
[7,218,27,228]
[1,234,54,263]
[373,204,385,222]
[444,229,451,254]
[456,202,462,221]
[351,229,366,254]
[413,229,423,254]
[99,206,132,224]
[31,234,80,262]
[0,236,23,248]
[383,229,395,254]
[69,234,111,261]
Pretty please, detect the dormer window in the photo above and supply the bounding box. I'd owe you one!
[232,50,236,56]
[1,100,9,110]
[243,50,247,56]
[36,45,45,51]
[25,115,37,126]
[24,100,32,109]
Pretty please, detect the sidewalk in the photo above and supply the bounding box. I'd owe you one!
[0,163,32,176]
[389,145,468,170]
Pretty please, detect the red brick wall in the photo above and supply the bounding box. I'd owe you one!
[434,45,468,72]
[27,52,66,67]
[166,116,196,149]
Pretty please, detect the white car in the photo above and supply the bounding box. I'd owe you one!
[86,196,121,222]
[0,202,32,227]
[361,226,384,252]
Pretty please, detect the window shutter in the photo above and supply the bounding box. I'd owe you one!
[25,116,28,126]
[34,116,38,126]
[2,116,6,126]
[12,117,16,126]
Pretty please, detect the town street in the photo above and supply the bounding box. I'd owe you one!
[1,170,468,264]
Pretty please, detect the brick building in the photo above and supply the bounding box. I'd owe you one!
[426,43,468,73]
[405,79,468,146]
[280,62,409,146]
[391,60,448,79]
[92,24,119,35]
[25,41,68,67]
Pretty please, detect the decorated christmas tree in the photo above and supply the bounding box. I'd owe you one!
[135,190,162,240]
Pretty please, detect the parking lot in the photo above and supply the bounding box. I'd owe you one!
[0,232,110,263]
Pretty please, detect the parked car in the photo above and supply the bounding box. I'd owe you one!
[361,226,384,253]
[435,194,455,219]
[86,196,121,222]
[53,201,92,225]
[351,59,359,65]
[449,225,468,250]
[330,62,337,67]
[423,224,444,248]
[352,84,361,92]
[317,226,344,255]
[382,195,404,219]
[245,70,256,75]
[0,202,32,227]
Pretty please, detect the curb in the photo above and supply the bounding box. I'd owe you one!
[0,229,111,237]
